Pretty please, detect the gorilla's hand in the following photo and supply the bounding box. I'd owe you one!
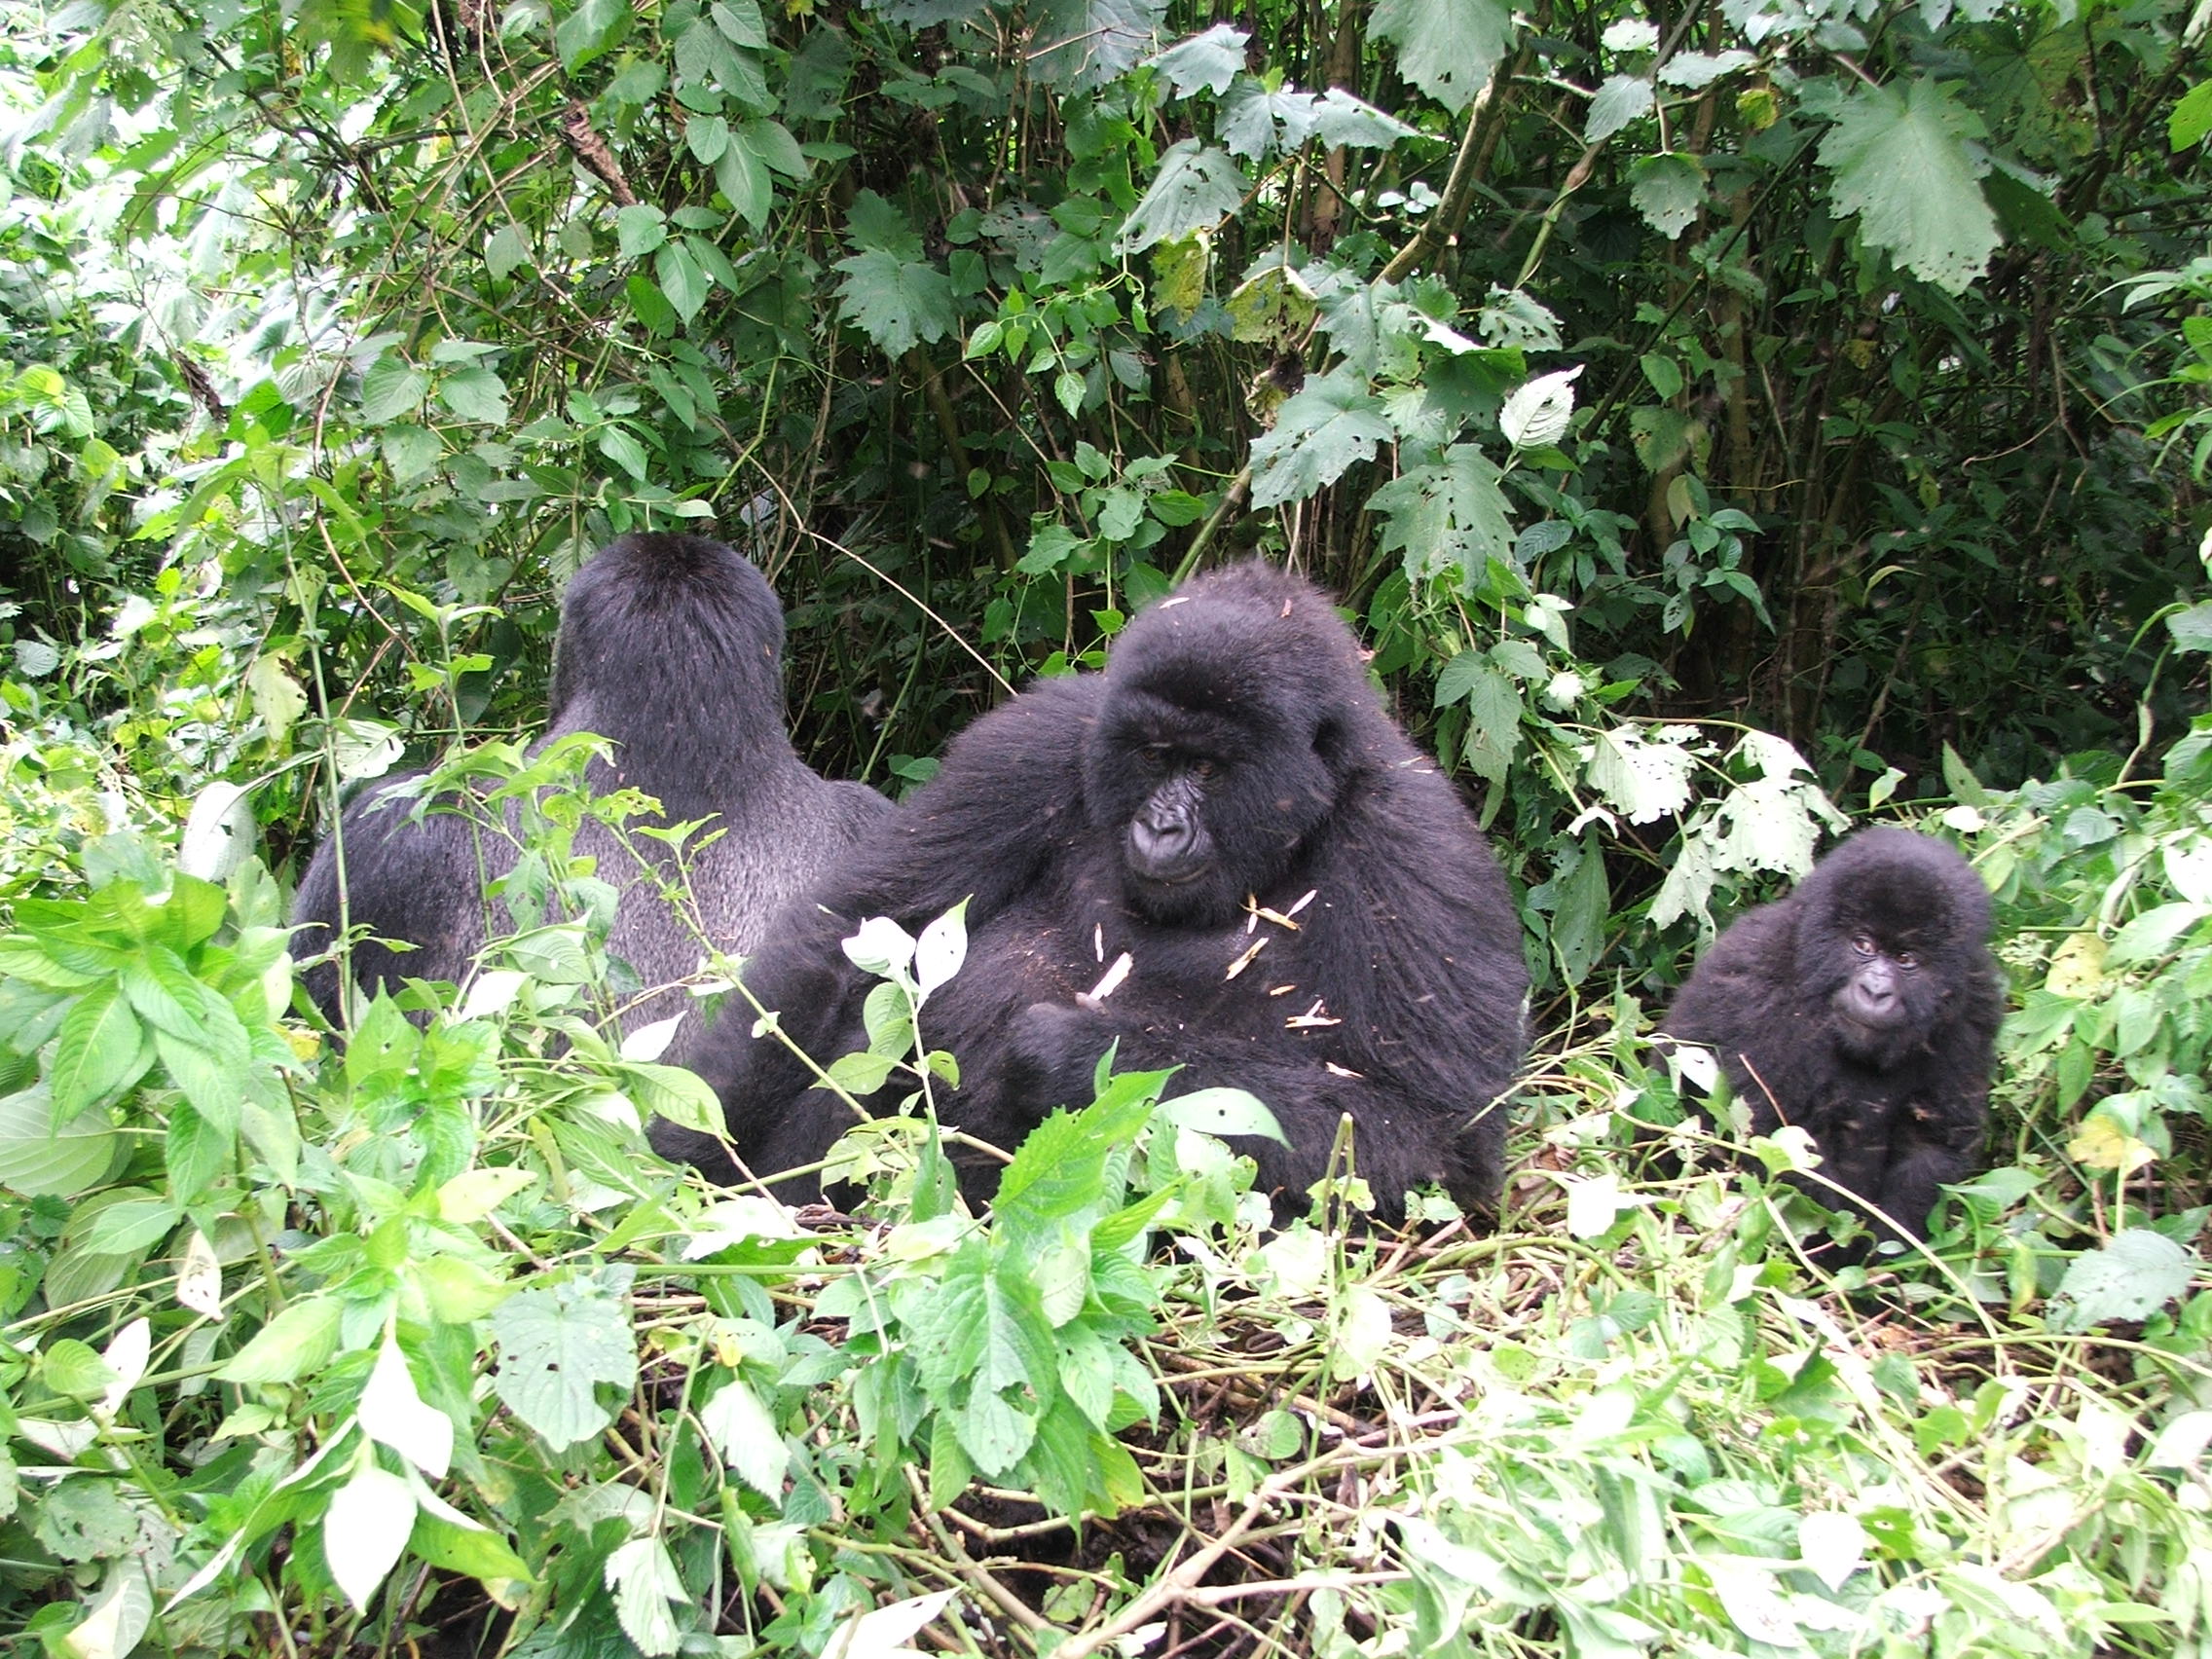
[1004,1001,1117,1113]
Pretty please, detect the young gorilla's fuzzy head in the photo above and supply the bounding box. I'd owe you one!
[1081,563,1377,928]
[1793,827,1993,1066]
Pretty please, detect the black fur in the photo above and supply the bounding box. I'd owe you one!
[662,561,1529,1220]
[290,534,892,1065]
[1663,827,2004,1247]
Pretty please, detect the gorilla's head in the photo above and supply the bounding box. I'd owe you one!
[1795,828,1992,1066]
[549,533,788,738]
[1081,563,1377,927]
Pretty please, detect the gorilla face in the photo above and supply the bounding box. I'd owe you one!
[1087,683,1340,929]
[1801,843,1976,1068]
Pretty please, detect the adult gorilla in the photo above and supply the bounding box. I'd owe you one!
[661,561,1528,1220]
[1663,828,2004,1248]
[291,533,891,1066]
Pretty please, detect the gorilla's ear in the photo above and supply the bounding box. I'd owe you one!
[1313,715,1348,766]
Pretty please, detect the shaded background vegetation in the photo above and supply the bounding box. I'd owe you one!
[1,1,2212,1653]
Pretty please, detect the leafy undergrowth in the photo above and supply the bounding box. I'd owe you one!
[4,741,2212,1659]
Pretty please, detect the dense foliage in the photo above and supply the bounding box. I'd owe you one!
[0,0,2209,1653]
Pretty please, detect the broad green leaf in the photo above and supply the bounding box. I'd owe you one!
[1819,77,2000,294]
[657,240,710,322]
[554,0,626,70]
[218,1295,345,1383]
[1586,75,1653,143]
[2167,599,2212,652]
[684,113,731,165]
[408,1512,534,1593]
[438,367,510,425]
[1146,23,1245,97]
[62,1558,152,1659]
[2048,1229,2195,1330]
[1248,369,1393,508]
[1658,50,1755,89]
[1586,726,1695,824]
[484,223,531,279]
[607,1536,686,1658]
[1369,444,1514,586]
[324,1463,416,1612]
[1628,152,1707,240]
[1373,0,1513,113]
[1116,140,1248,254]
[616,203,668,258]
[1032,0,1166,91]
[2170,81,2212,151]
[1451,659,1522,784]
[833,249,957,356]
[491,1276,637,1451]
[1550,838,1608,985]
[358,356,429,425]
[360,1338,456,1478]
[1499,365,1582,450]
[742,118,807,178]
[716,141,771,227]
[0,1084,117,1198]
[1155,1087,1285,1143]
[51,985,149,1116]
[698,1379,788,1497]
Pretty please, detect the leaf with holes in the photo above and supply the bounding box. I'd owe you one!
[1248,370,1393,508]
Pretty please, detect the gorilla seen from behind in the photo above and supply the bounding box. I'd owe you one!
[659,561,1528,1220]
[292,533,892,1066]
[1663,828,2003,1249]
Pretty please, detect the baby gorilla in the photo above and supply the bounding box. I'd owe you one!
[662,560,1528,1221]
[1663,827,2004,1249]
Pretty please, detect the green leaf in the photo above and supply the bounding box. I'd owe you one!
[1147,23,1245,97]
[1819,76,2000,294]
[1368,445,1514,587]
[554,0,626,70]
[218,1295,345,1383]
[833,249,957,357]
[1032,0,1166,92]
[438,368,510,425]
[491,1275,638,1451]
[1628,152,1706,240]
[484,224,532,280]
[323,1464,416,1613]
[2167,599,2212,653]
[166,1099,234,1200]
[1116,141,1248,255]
[1586,726,1695,824]
[2170,81,2212,152]
[408,1512,534,1591]
[0,1084,117,1198]
[1155,1087,1285,1143]
[1248,369,1394,508]
[654,240,709,323]
[699,1379,789,1497]
[359,356,429,425]
[715,140,771,227]
[2048,1229,2196,1330]
[1449,659,1523,785]
[51,984,149,1116]
[1373,0,1513,113]
[742,118,808,178]
[1549,839,1609,985]
[1587,75,1653,144]
[616,203,668,258]
[684,113,730,165]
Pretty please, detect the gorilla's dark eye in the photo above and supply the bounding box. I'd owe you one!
[1192,757,1218,780]
[1851,934,1877,957]
[1134,744,1166,771]
[1896,950,1919,970]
